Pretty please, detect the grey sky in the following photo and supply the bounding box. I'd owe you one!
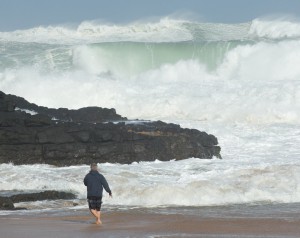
[1,0,300,31]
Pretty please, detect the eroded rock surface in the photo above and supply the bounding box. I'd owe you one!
[0,91,221,165]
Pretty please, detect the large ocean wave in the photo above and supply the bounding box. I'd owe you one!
[0,18,300,209]
[0,18,250,44]
[1,18,300,44]
[1,19,300,124]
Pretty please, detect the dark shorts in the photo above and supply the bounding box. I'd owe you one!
[87,196,102,211]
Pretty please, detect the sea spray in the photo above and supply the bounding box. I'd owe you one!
[0,153,299,208]
[1,39,300,123]
[1,17,300,209]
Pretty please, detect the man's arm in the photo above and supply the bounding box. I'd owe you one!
[100,175,112,196]
[83,175,88,186]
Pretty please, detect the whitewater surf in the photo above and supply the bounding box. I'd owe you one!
[0,17,300,211]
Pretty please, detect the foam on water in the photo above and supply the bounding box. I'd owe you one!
[1,39,300,124]
[0,149,299,208]
[249,18,300,39]
[1,122,300,211]
[0,18,250,44]
[1,18,299,45]
[1,17,300,210]
[1,122,300,209]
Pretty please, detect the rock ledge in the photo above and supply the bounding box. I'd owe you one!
[0,91,221,165]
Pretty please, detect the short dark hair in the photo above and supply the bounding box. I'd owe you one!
[90,163,98,170]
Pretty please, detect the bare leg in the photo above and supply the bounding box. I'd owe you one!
[96,211,101,224]
[90,209,102,224]
[89,209,97,218]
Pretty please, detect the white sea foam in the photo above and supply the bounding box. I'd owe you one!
[1,17,300,45]
[15,107,38,115]
[249,18,300,39]
[0,18,251,44]
[1,18,300,210]
[1,39,300,124]
[0,18,193,44]
[0,151,299,208]
[1,122,300,209]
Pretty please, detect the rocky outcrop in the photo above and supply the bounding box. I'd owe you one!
[0,190,76,210]
[0,197,15,210]
[0,91,221,165]
[10,191,76,203]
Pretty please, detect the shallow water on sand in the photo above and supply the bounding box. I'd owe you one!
[1,203,300,238]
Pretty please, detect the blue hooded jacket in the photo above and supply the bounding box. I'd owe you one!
[84,170,112,198]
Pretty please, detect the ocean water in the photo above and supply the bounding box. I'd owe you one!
[0,18,300,211]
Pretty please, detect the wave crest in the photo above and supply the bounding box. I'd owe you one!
[249,18,300,39]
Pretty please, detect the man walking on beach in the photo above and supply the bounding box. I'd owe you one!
[84,163,112,225]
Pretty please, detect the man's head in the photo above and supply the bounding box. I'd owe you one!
[90,163,98,171]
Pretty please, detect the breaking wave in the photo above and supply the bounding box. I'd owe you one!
[1,17,300,209]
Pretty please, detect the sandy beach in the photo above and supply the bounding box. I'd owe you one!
[1,204,300,238]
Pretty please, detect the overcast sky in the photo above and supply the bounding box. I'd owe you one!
[1,0,300,31]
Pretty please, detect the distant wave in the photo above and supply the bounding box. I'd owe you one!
[1,17,300,210]
[249,18,300,39]
[1,18,300,124]
[1,18,300,44]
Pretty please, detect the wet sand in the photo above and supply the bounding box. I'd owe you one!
[1,205,300,238]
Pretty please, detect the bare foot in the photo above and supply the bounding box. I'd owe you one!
[95,219,102,225]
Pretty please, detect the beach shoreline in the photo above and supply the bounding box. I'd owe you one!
[1,204,299,238]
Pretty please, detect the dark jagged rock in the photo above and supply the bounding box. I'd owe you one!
[0,190,76,210]
[5,93,126,123]
[0,91,222,165]
[0,197,15,210]
[0,91,16,112]
[10,191,76,203]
